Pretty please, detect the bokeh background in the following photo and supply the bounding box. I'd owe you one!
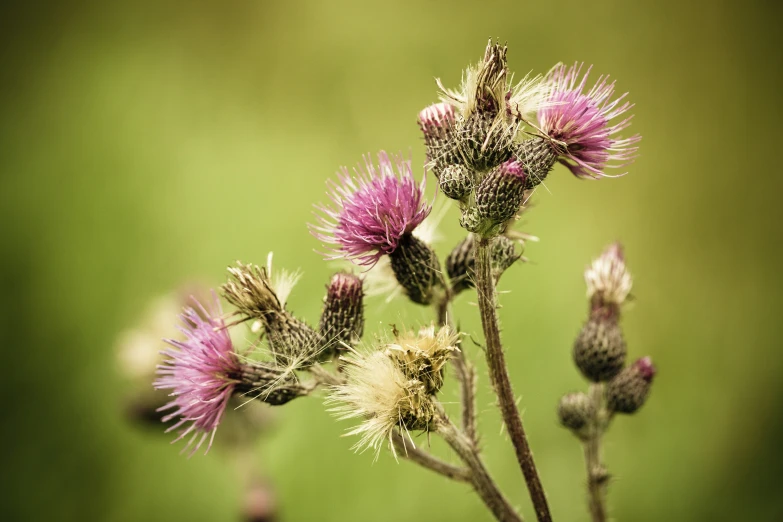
[2,0,782,521]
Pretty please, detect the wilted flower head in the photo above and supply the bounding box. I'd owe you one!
[538,63,640,179]
[155,294,241,455]
[222,261,283,321]
[438,39,545,123]
[311,151,431,267]
[328,350,435,460]
[585,243,632,308]
[385,324,459,393]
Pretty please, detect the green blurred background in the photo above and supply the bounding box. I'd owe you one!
[2,0,782,520]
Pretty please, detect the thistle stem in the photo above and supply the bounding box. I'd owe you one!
[584,384,608,522]
[391,430,471,483]
[437,407,522,522]
[436,293,478,446]
[473,236,552,522]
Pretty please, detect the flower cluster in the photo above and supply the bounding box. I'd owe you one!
[140,41,654,522]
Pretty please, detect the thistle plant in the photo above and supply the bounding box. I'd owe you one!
[141,40,655,522]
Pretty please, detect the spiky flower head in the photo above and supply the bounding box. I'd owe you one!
[607,356,656,414]
[538,63,640,179]
[585,243,633,311]
[319,272,365,354]
[328,350,436,460]
[154,294,240,455]
[385,324,459,394]
[222,261,283,320]
[311,151,432,267]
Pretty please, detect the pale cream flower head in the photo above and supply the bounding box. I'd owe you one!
[585,243,633,306]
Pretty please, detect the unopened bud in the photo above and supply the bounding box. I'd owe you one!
[418,102,459,170]
[475,160,528,224]
[514,137,558,190]
[573,315,627,382]
[459,206,483,233]
[388,233,441,305]
[319,273,364,356]
[558,392,594,433]
[607,357,656,414]
[446,235,519,294]
[438,164,474,200]
[456,112,515,171]
[264,312,321,367]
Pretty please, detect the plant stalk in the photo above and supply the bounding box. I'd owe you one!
[437,408,523,522]
[584,384,608,522]
[473,236,552,522]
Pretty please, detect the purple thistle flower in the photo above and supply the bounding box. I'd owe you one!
[311,151,432,267]
[538,63,641,179]
[155,294,240,456]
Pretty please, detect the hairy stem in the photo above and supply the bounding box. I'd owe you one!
[584,384,608,522]
[437,407,523,522]
[391,430,471,483]
[473,236,552,522]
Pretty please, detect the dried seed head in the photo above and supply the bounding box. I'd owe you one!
[475,159,528,224]
[319,272,364,356]
[446,234,519,294]
[222,262,282,320]
[388,233,442,305]
[573,315,627,382]
[607,357,656,414]
[438,40,548,173]
[385,324,459,394]
[558,392,594,433]
[438,164,474,200]
[222,261,320,366]
[328,350,436,460]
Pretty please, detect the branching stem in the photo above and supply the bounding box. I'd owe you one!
[436,406,523,522]
[473,236,552,522]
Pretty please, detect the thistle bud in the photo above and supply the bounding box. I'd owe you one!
[557,392,594,434]
[514,137,558,190]
[418,102,459,170]
[456,111,515,171]
[388,233,441,305]
[573,314,627,382]
[446,235,519,294]
[438,164,474,200]
[459,206,483,233]
[607,357,656,414]
[319,272,364,356]
[475,160,528,224]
